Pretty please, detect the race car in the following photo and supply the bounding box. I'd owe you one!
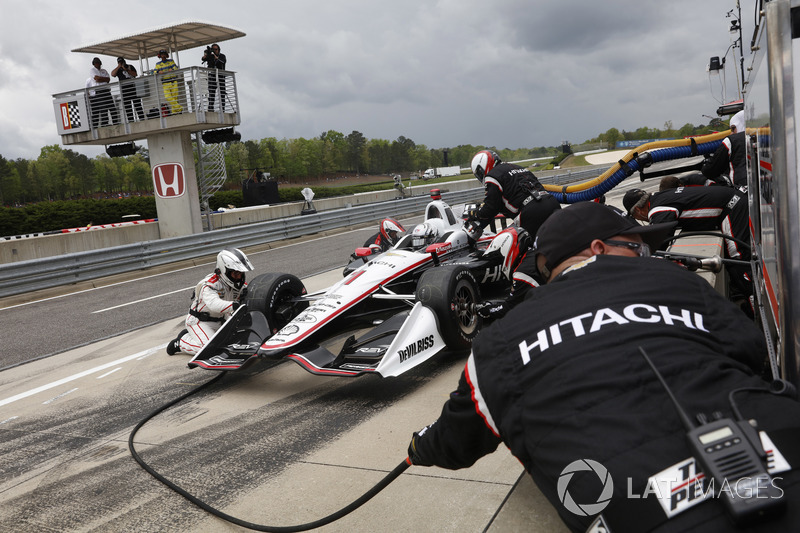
[187,199,527,377]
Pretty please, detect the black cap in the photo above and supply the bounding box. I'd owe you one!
[92,57,101,64]
[158,49,168,55]
[533,202,676,277]
[623,188,648,215]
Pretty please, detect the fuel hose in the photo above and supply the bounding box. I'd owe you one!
[128,372,410,532]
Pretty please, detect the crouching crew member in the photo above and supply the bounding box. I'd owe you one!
[407,202,800,533]
[166,248,254,355]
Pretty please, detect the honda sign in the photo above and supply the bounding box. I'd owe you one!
[152,163,186,198]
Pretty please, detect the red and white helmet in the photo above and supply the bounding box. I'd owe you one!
[215,248,254,290]
[379,218,405,246]
[471,150,501,183]
[484,226,531,279]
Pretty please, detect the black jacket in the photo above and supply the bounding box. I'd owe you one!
[701,132,746,188]
[477,163,545,223]
[413,255,800,532]
[647,186,749,260]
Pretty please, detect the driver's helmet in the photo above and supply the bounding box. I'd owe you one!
[471,150,501,184]
[215,248,254,290]
[411,222,440,249]
[379,218,405,246]
[484,227,532,279]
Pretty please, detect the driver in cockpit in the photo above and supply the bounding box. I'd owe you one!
[411,221,444,249]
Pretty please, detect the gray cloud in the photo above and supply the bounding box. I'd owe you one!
[0,0,741,160]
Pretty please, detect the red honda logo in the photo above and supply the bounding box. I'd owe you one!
[152,163,186,198]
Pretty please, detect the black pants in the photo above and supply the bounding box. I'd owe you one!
[519,193,562,236]
[91,88,119,127]
[208,71,227,111]
[121,86,144,122]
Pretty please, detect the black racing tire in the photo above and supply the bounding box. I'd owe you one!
[416,266,482,350]
[245,273,308,334]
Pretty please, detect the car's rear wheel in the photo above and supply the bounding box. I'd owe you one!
[245,273,308,334]
[416,266,481,350]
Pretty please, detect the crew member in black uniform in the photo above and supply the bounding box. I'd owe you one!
[468,150,561,239]
[623,185,753,308]
[701,110,747,189]
[202,43,227,112]
[406,202,800,533]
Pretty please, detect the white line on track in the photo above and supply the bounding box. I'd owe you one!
[0,344,166,408]
[43,387,79,404]
[92,287,192,313]
[97,368,122,379]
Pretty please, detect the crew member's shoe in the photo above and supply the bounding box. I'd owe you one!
[166,329,188,356]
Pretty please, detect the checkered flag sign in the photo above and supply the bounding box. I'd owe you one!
[59,101,81,129]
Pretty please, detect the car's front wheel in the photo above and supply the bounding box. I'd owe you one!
[416,266,481,350]
[245,273,308,334]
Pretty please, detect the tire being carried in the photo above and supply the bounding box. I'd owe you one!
[416,266,482,350]
[245,273,308,335]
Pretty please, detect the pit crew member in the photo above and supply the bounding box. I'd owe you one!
[467,150,561,239]
[623,185,753,310]
[407,202,800,533]
[166,248,254,355]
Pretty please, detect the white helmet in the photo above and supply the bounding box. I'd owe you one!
[215,248,254,289]
[471,150,500,183]
[411,222,439,249]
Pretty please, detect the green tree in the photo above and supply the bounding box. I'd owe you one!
[346,130,367,173]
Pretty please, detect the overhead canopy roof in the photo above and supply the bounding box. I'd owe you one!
[71,21,246,60]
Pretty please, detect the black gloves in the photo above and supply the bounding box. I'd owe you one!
[407,431,433,467]
[237,287,248,303]
[475,300,505,320]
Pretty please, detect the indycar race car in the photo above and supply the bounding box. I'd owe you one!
[187,199,528,377]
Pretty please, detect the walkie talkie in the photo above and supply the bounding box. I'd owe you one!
[638,347,785,526]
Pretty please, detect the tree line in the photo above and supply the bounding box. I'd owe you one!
[0,121,723,206]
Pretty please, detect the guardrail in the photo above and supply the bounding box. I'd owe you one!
[0,188,486,298]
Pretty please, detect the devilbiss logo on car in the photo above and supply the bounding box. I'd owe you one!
[152,163,186,198]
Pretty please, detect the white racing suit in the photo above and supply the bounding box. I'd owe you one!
[178,272,246,355]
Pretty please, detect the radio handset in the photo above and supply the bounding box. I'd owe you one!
[638,347,785,526]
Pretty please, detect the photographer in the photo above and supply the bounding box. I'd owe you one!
[111,57,144,122]
[201,43,227,112]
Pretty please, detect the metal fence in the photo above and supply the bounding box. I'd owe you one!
[54,66,238,133]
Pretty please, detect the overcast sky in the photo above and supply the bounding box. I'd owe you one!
[0,0,745,161]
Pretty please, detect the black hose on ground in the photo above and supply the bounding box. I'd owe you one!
[128,372,410,532]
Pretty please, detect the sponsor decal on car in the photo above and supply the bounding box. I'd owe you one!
[340,363,379,370]
[277,324,300,336]
[481,265,503,283]
[355,345,389,354]
[398,334,435,362]
[227,343,259,350]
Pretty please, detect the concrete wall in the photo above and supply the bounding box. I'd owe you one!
[0,179,479,263]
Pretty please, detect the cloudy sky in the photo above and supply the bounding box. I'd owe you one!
[1,0,745,161]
